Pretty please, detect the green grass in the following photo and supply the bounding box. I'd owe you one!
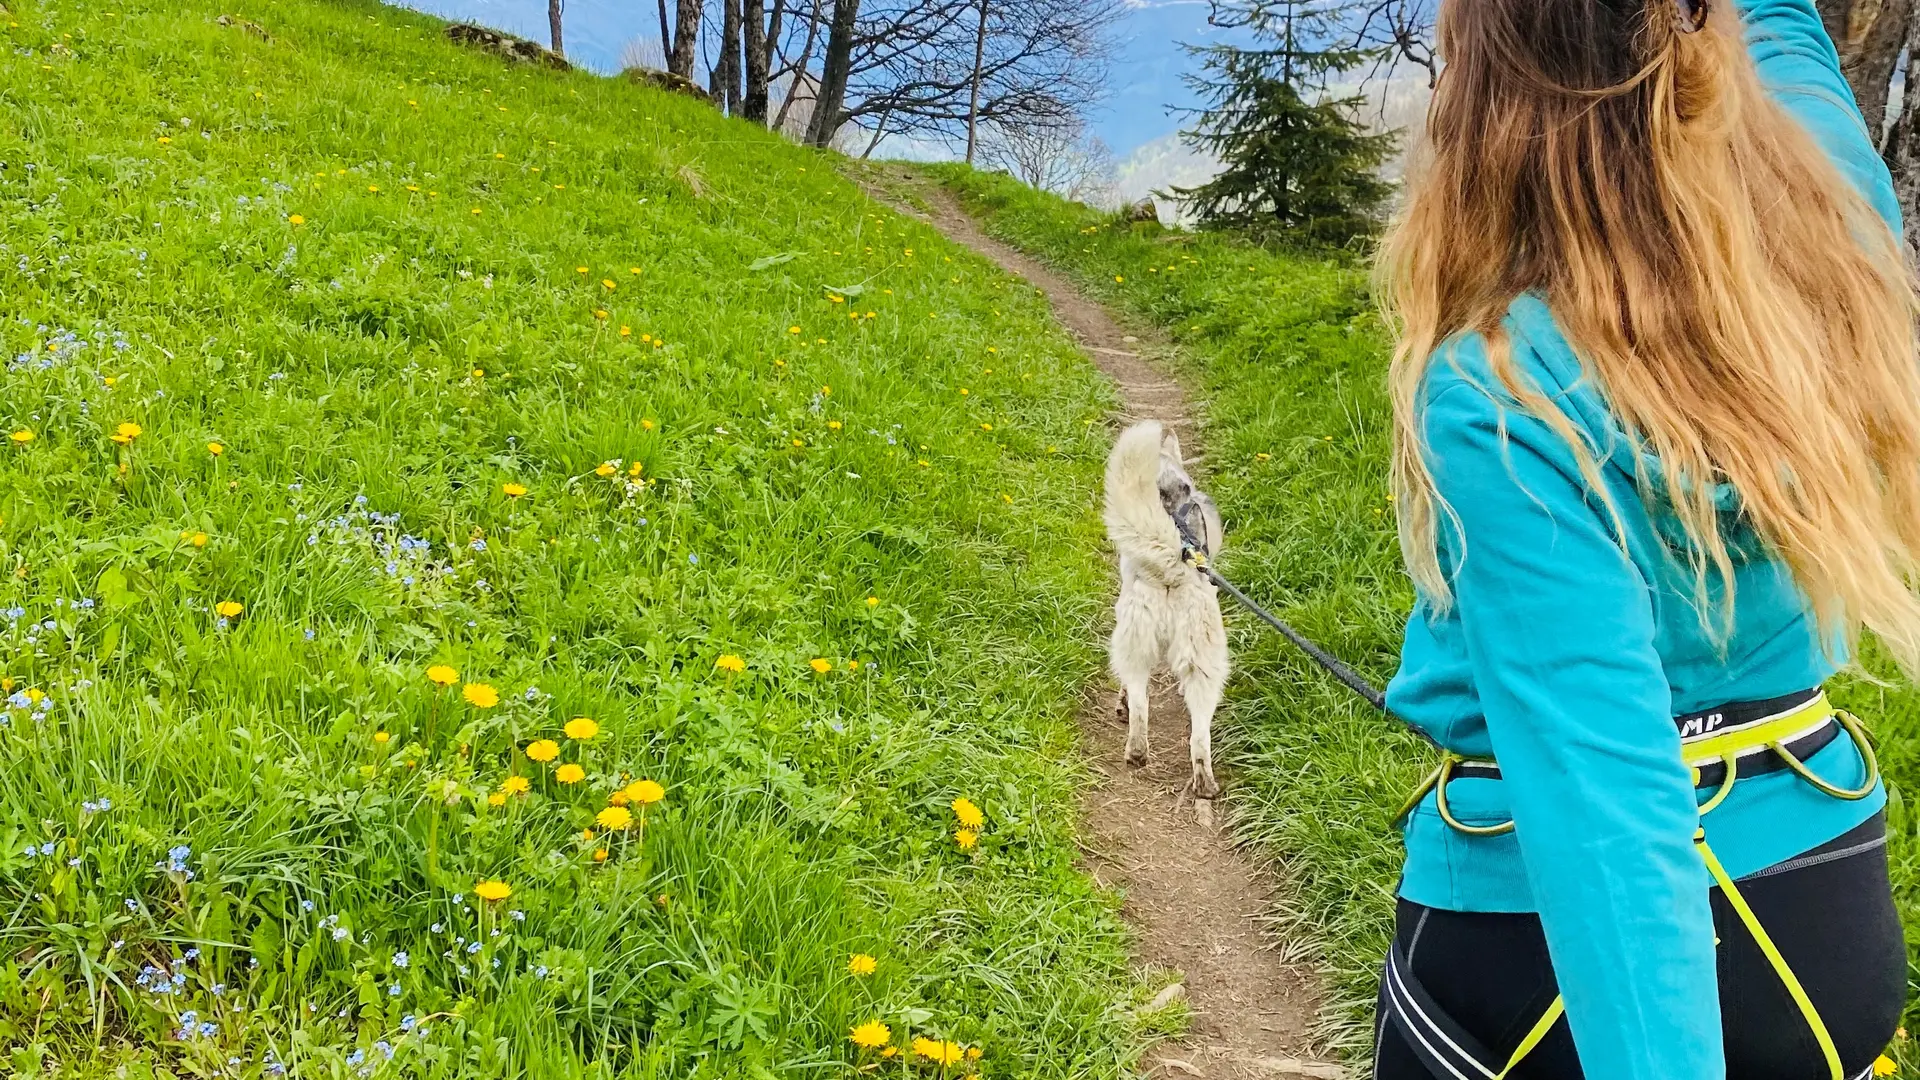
[923,162,1920,1060]
[0,2,1170,1076]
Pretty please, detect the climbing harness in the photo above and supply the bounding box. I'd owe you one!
[1383,690,1878,1080]
[1177,531,1881,1080]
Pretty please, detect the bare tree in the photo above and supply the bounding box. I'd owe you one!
[964,0,989,163]
[658,0,673,60]
[835,0,1124,151]
[775,0,825,131]
[980,114,1116,203]
[807,0,861,145]
[744,0,772,120]
[548,0,565,57]
[670,0,703,79]
[714,0,744,111]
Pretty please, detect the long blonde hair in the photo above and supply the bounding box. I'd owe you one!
[1378,0,1920,670]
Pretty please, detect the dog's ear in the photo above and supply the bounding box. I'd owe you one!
[1160,428,1183,464]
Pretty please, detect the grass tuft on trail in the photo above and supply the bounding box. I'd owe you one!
[924,162,1920,1061]
[0,2,1154,1075]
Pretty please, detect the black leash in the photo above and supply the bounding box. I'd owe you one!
[1169,503,1437,746]
[1193,558,1389,712]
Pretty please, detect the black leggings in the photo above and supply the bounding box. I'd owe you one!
[1374,814,1905,1079]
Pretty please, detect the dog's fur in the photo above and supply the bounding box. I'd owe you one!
[1105,420,1228,799]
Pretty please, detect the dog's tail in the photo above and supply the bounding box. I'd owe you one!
[1105,421,1189,586]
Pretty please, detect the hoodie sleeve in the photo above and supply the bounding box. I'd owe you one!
[1741,0,1903,232]
[1421,377,1722,1080]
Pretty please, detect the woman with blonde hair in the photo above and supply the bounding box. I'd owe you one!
[1376,0,1913,1076]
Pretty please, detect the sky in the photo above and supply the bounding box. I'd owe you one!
[396,0,1234,159]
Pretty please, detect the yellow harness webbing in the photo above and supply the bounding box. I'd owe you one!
[1410,694,1876,1080]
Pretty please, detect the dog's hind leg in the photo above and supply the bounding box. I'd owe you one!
[1110,582,1161,768]
[1181,671,1223,799]
[1120,672,1152,766]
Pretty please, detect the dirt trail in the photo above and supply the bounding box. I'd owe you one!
[860,169,1337,1080]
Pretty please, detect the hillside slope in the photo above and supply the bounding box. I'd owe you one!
[924,162,1920,1061]
[0,3,1151,1077]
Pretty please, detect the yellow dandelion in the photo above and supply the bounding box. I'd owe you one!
[828,420,842,430]
[9,430,33,445]
[716,654,745,673]
[470,208,482,215]
[967,1047,983,1061]
[373,731,390,744]
[525,739,560,763]
[913,1038,965,1066]
[851,1020,892,1049]
[487,792,506,806]
[601,279,615,290]
[809,657,832,673]
[593,848,608,862]
[214,601,244,619]
[564,717,599,740]
[955,828,978,850]
[556,763,586,784]
[641,419,656,430]
[426,664,459,687]
[503,774,531,795]
[866,596,879,607]
[112,421,142,444]
[596,461,617,477]
[474,879,512,901]
[462,683,500,708]
[626,779,665,805]
[288,214,305,226]
[788,325,802,335]
[189,532,209,548]
[608,789,630,806]
[1876,1057,1897,1077]
[848,953,877,977]
[502,482,528,498]
[619,326,631,337]
[595,805,634,830]
[593,309,609,320]
[952,798,984,828]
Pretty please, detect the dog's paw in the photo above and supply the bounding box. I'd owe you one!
[1189,764,1220,800]
[1124,736,1150,767]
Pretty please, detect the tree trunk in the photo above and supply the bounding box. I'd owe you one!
[1818,0,1914,141]
[714,0,743,113]
[964,0,989,164]
[670,0,702,80]
[775,0,823,133]
[806,0,860,147]
[861,109,891,158]
[657,0,673,64]
[744,0,771,123]
[548,0,565,58]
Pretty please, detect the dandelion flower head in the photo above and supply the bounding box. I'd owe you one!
[850,1020,891,1049]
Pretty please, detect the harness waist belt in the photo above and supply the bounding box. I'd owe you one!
[1449,689,1836,790]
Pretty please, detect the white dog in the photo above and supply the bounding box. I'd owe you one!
[1104,420,1227,799]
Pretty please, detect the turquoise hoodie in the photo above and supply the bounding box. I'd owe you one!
[1384,2,1898,1078]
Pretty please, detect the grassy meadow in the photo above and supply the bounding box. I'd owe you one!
[925,163,1920,1058]
[0,2,1174,1076]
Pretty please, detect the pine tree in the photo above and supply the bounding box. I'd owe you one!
[1170,1,1395,245]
